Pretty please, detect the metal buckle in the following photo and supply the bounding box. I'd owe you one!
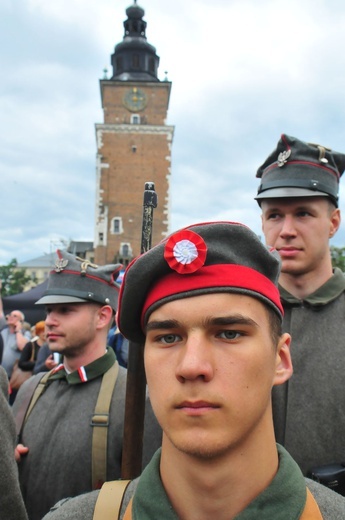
[90,413,110,427]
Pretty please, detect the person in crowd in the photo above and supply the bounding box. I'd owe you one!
[0,365,28,520]
[18,320,46,372]
[12,250,161,520]
[32,343,58,374]
[255,133,345,478]
[1,310,31,380]
[42,222,345,519]
[108,326,129,368]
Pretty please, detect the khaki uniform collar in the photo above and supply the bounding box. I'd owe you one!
[48,347,116,385]
[280,268,345,307]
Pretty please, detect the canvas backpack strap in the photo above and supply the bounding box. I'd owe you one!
[93,479,131,520]
[25,370,52,420]
[91,361,119,489]
[300,488,323,519]
[15,370,53,440]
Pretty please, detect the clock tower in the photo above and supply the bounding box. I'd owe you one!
[94,1,174,266]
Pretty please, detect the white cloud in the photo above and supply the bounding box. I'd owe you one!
[1,0,345,265]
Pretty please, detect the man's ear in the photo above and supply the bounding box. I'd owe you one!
[96,305,114,330]
[330,207,341,237]
[273,333,293,387]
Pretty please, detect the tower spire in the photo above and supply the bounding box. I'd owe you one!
[110,2,160,81]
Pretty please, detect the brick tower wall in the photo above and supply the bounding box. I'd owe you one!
[94,81,174,266]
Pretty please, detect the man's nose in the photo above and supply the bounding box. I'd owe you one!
[45,313,57,327]
[176,334,214,383]
[279,215,297,237]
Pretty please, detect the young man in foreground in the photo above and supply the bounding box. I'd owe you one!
[43,222,345,519]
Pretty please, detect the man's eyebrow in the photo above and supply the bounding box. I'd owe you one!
[145,315,259,332]
[146,319,180,332]
[205,316,259,328]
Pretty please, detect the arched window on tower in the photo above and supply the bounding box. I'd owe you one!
[116,57,123,73]
[111,217,123,234]
[149,57,155,73]
[132,54,140,68]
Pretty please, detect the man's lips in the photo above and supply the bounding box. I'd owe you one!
[46,333,62,341]
[175,401,220,415]
[278,247,301,257]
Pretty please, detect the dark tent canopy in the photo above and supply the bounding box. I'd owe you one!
[2,280,48,325]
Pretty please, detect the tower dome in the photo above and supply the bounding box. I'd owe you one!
[111,2,160,81]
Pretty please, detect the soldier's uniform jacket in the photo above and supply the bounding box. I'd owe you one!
[0,366,28,520]
[273,268,345,475]
[13,349,161,520]
[42,445,345,519]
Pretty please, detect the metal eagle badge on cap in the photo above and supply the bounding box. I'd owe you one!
[164,230,207,274]
[54,258,68,272]
[277,149,291,167]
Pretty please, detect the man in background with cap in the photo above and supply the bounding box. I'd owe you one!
[256,133,345,479]
[12,250,161,520]
[42,222,345,519]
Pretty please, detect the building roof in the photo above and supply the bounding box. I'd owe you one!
[18,252,58,269]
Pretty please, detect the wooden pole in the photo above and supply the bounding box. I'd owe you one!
[121,182,157,479]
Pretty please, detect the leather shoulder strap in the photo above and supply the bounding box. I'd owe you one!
[300,488,323,519]
[93,479,131,520]
[91,361,119,489]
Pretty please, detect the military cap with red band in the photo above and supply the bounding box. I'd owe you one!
[255,133,345,207]
[117,221,283,343]
[35,250,122,312]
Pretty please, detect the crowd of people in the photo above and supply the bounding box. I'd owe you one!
[1,133,345,519]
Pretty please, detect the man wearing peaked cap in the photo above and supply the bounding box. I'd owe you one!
[41,222,345,519]
[12,250,162,520]
[255,134,345,485]
[256,133,345,207]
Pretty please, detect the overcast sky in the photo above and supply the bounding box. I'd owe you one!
[2,0,345,265]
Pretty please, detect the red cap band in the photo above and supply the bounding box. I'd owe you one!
[142,263,283,326]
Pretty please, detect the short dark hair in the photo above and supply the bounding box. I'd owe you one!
[266,306,282,347]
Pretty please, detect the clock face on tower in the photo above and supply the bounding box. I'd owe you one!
[123,87,147,112]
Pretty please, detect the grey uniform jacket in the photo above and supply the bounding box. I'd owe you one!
[12,355,162,520]
[273,268,345,475]
[0,365,28,520]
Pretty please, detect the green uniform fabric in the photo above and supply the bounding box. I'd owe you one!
[41,445,345,520]
[273,268,345,475]
[13,349,162,520]
[132,445,306,519]
[0,366,28,520]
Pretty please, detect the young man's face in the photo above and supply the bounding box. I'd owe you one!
[45,303,101,357]
[144,292,291,460]
[261,197,340,276]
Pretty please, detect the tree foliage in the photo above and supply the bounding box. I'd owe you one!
[330,246,345,272]
[0,259,36,296]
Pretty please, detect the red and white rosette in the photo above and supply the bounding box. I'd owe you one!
[164,230,207,274]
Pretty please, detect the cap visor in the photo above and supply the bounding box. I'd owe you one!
[35,295,89,305]
[255,187,329,200]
